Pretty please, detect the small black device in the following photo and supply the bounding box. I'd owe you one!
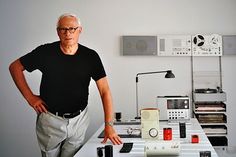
[179,122,186,138]
[97,145,113,157]
[115,112,122,121]
[97,147,103,157]
[119,142,133,153]
[200,151,211,157]
[104,145,113,157]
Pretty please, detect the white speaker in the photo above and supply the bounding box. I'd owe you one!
[141,108,160,139]
[121,36,157,55]
[223,35,236,55]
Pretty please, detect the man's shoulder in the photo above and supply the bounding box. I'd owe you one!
[38,41,60,49]
[78,44,99,56]
[27,41,60,57]
[33,41,60,54]
[79,44,95,52]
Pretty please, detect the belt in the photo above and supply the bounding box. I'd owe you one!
[51,110,82,119]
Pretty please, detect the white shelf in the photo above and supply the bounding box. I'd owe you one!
[206,134,227,137]
[194,111,226,114]
[192,57,228,147]
[194,92,227,102]
[199,122,227,125]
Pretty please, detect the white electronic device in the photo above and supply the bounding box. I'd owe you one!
[158,35,192,56]
[192,34,222,56]
[144,140,180,156]
[141,108,160,139]
[157,96,190,121]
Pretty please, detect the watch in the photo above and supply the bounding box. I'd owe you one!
[105,121,114,127]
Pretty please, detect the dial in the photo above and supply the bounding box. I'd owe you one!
[149,128,158,138]
[127,127,133,135]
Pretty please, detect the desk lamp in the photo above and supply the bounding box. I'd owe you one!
[135,70,175,119]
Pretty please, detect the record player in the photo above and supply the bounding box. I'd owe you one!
[194,88,226,102]
[195,88,218,94]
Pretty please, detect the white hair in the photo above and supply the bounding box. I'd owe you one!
[56,13,81,27]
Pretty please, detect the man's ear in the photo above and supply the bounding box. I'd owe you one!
[79,26,82,33]
[56,28,60,36]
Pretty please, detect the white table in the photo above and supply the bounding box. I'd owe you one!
[74,118,218,157]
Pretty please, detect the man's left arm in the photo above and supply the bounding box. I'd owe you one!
[96,77,122,145]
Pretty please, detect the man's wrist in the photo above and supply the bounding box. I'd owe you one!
[105,121,114,127]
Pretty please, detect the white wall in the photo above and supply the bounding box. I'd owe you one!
[0,0,235,156]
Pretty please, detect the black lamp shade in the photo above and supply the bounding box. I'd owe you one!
[165,70,175,78]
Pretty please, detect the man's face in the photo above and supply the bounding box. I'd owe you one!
[57,16,82,46]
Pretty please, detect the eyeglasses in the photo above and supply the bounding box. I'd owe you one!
[57,27,79,34]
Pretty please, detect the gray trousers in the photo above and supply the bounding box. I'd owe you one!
[36,107,89,157]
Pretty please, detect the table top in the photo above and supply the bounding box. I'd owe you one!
[74,118,218,157]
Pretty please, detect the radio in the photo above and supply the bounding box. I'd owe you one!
[157,35,192,56]
[141,108,160,139]
[157,96,190,121]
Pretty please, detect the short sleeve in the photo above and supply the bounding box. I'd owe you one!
[91,51,106,81]
[20,45,44,72]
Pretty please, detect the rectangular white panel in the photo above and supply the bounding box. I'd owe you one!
[157,35,192,56]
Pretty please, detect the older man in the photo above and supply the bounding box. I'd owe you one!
[9,13,122,157]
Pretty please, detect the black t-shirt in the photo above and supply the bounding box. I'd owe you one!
[20,41,106,113]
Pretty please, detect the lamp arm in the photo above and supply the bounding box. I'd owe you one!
[136,70,171,77]
[135,70,174,119]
